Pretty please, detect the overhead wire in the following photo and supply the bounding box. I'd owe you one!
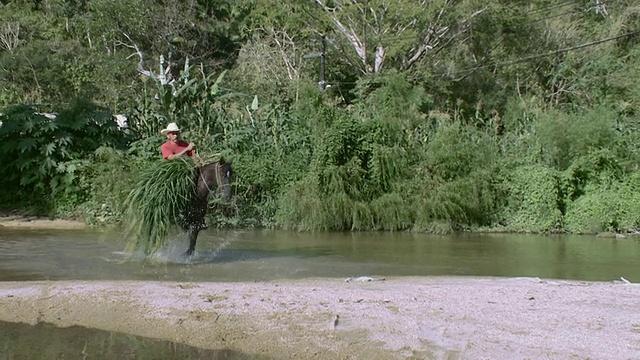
[442,30,639,81]
[369,1,610,43]
[318,0,628,85]
[326,30,637,86]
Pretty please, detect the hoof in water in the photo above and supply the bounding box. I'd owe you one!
[182,249,195,258]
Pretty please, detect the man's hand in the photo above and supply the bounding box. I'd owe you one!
[166,143,195,160]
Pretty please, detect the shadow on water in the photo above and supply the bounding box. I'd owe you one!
[0,321,269,360]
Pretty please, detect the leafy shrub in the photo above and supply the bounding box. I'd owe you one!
[422,122,497,181]
[75,147,147,225]
[500,164,563,233]
[275,175,327,231]
[0,100,129,212]
[369,192,413,231]
[564,174,640,234]
[534,107,618,170]
[561,148,626,203]
[409,173,494,233]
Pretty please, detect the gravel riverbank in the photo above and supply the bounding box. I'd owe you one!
[1,277,638,359]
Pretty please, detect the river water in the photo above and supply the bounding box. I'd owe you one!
[0,321,268,360]
[1,228,638,358]
[1,228,638,283]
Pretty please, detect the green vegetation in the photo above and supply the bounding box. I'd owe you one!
[1,0,639,235]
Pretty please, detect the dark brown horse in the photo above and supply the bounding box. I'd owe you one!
[179,160,232,257]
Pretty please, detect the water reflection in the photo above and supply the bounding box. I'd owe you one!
[0,228,638,282]
[0,321,267,359]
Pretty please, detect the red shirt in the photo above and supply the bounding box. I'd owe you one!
[161,140,194,159]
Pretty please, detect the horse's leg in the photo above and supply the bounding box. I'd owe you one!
[183,202,206,257]
[182,171,212,257]
[184,226,200,257]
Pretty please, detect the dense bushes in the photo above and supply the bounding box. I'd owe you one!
[275,78,503,233]
[1,75,638,235]
[2,1,640,235]
[0,100,129,214]
[2,74,638,235]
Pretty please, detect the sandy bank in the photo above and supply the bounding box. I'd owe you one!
[0,215,86,230]
[1,277,639,359]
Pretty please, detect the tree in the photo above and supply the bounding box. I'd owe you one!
[309,0,488,74]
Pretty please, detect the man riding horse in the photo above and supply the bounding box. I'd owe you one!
[159,122,232,256]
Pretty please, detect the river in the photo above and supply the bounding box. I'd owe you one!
[1,228,638,282]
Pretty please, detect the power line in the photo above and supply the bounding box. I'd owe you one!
[451,30,639,79]
[327,1,612,46]
[315,1,627,85]
[328,30,638,86]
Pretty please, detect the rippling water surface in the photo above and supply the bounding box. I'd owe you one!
[0,228,638,282]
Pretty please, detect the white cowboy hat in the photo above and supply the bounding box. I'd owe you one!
[161,122,181,135]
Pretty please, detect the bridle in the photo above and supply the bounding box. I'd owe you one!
[200,162,230,196]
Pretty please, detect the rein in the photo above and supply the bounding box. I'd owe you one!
[199,162,229,197]
[200,170,213,195]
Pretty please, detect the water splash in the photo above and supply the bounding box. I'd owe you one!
[138,231,240,265]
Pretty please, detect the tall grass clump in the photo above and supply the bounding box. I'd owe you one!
[74,147,142,225]
[123,157,198,255]
[412,122,501,231]
[275,175,327,231]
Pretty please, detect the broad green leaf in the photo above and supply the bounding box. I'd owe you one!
[41,120,58,133]
[42,157,56,171]
[18,159,34,171]
[18,138,38,152]
[210,70,228,96]
[23,119,35,132]
[42,143,56,156]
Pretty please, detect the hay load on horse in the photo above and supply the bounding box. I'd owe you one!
[123,156,232,257]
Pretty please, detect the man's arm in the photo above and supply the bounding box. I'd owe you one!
[162,142,194,160]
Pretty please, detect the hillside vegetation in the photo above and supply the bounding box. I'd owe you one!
[1,0,639,234]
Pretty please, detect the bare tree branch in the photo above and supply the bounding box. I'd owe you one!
[402,7,486,71]
[270,28,300,81]
[0,22,22,54]
[595,0,608,17]
[118,33,153,77]
[316,0,370,73]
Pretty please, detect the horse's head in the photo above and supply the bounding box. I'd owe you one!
[197,160,232,201]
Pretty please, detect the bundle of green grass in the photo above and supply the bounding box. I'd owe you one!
[123,157,198,255]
